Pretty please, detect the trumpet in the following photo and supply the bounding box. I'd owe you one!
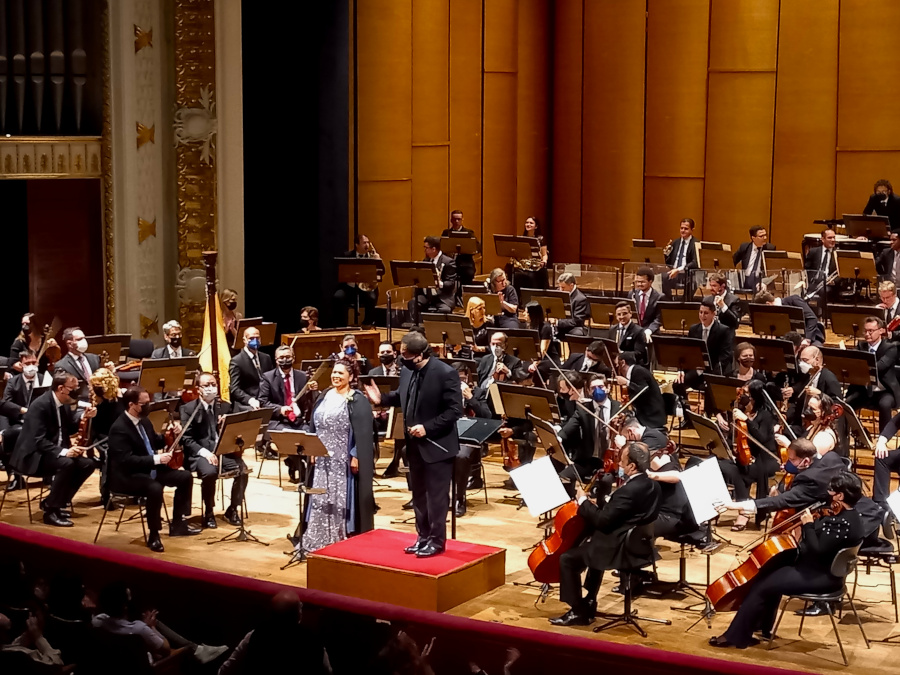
[662,239,674,257]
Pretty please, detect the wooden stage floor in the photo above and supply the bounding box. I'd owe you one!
[2,446,899,673]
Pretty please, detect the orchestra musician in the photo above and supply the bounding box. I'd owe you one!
[299,306,322,333]
[220,288,242,343]
[844,316,899,432]
[709,471,865,650]
[549,442,661,627]
[336,334,371,378]
[509,216,549,294]
[0,350,47,490]
[627,267,663,338]
[150,321,195,359]
[181,373,249,530]
[732,226,775,290]
[863,178,900,232]
[733,342,766,383]
[876,232,900,284]
[441,209,478,288]
[87,367,125,509]
[107,387,199,551]
[672,299,734,415]
[613,353,667,431]
[608,301,648,366]
[525,301,561,379]
[876,281,900,338]
[55,327,101,397]
[646,452,708,550]
[487,268,521,329]
[476,332,526,391]
[10,372,96,527]
[333,233,381,326]
[803,229,839,305]
[8,313,50,375]
[663,218,699,282]
[753,291,825,345]
[781,345,841,431]
[551,273,591,337]
[369,342,400,377]
[228,326,274,410]
[872,412,900,505]
[556,370,586,421]
[614,417,668,453]
[408,236,457,325]
[465,296,491,350]
[561,341,611,377]
[704,272,743,330]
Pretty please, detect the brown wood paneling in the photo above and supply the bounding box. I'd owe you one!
[644,0,710,243]
[581,0,645,263]
[412,0,449,145]
[449,0,483,261]
[482,72,518,271]
[708,0,779,71]
[359,181,413,286]
[771,0,839,252]
[516,0,550,233]
[28,179,104,335]
[550,0,583,262]
[484,0,517,73]
[836,152,900,219]
[703,72,776,247]
[412,146,450,246]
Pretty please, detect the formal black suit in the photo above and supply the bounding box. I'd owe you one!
[558,472,661,610]
[557,288,591,337]
[688,320,734,376]
[409,253,458,322]
[180,397,247,517]
[778,295,824,344]
[704,292,743,330]
[627,288,662,334]
[475,352,525,389]
[863,193,900,232]
[1,374,43,425]
[381,357,462,548]
[784,367,842,429]
[876,247,900,282]
[625,365,667,430]
[55,352,101,397]
[561,352,611,378]
[149,346,196,359]
[107,411,193,532]
[10,392,95,511]
[665,236,698,272]
[228,348,274,406]
[558,399,622,486]
[441,226,479,285]
[733,241,777,271]
[803,245,837,277]
[754,451,844,515]
[259,368,316,429]
[608,322,647,366]
[845,339,900,430]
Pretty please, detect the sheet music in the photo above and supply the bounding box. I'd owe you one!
[510,456,571,518]
[887,489,900,523]
[678,457,731,526]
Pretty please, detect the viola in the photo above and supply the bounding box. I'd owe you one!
[501,435,520,471]
[734,418,753,466]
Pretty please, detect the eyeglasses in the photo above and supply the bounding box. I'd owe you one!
[863,328,881,334]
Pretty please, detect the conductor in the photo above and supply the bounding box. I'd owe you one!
[364,332,462,558]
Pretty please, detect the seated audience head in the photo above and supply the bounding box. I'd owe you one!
[98,581,131,619]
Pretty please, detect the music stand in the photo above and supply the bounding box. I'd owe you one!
[829,306,885,340]
[698,244,733,271]
[452,417,504,538]
[390,260,440,291]
[762,250,804,273]
[138,357,200,396]
[423,318,468,352]
[146,398,179,433]
[835,250,877,283]
[748,303,805,337]
[590,298,633,329]
[442,232,481,258]
[742,337,797,378]
[630,247,667,264]
[518,289,570,323]
[704,375,746,415]
[209,409,272,546]
[231,318,277,349]
[684,410,734,461]
[563,334,595,360]
[494,234,538,261]
[85,334,130,365]
[490,382,561,423]
[819,347,877,391]
[461,291,502,316]
[652,335,710,373]
[842,214,890,240]
[438,356,478,374]
[527,413,570,465]
[658,302,700,335]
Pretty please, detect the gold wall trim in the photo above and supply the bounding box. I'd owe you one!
[101,0,115,334]
[0,138,102,178]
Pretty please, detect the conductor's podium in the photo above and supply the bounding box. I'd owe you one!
[307,529,506,612]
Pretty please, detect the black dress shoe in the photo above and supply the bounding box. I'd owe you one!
[404,540,427,554]
[148,533,165,553]
[796,601,832,617]
[401,499,414,511]
[43,511,73,527]
[40,500,71,518]
[549,609,592,627]
[203,514,218,529]
[381,467,401,479]
[169,521,201,537]
[224,507,243,526]
[467,476,484,490]
[454,501,467,518]
[585,599,597,619]
[5,474,22,491]
[416,542,444,558]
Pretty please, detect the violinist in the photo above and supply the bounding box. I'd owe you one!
[465,296,492,350]
[561,341,610,377]
[2,350,51,425]
[613,353,667,430]
[56,327,102,399]
[549,442,661,627]
[607,302,647,367]
[150,321,195,359]
[106,387,199,551]
[8,313,50,375]
[844,316,900,432]
[525,301,561,379]
[753,291,824,345]
[646,452,708,548]
[556,370,586,422]
[614,417,668,453]
[475,332,525,390]
[779,393,838,457]
[709,471,865,650]
[733,342,766,383]
[487,268,521,329]
[181,373,249,530]
[782,345,841,431]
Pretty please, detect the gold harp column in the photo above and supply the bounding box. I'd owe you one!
[173,0,218,345]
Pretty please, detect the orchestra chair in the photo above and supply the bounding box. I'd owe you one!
[658,532,711,605]
[851,509,899,622]
[593,523,672,638]
[94,489,171,545]
[0,435,53,523]
[767,544,869,666]
[217,457,250,521]
[119,338,154,385]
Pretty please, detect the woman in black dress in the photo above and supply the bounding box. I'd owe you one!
[709,471,866,649]
[488,268,521,329]
[509,216,549,294]
[525,301,560,380]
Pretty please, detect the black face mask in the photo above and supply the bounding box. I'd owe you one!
[400,356,419,371]
[224,301,237,311]
[379,353,395,365]
[169,336,182,349]
[277,358,293,370]
[298,318,309,330]
[137,404,151,419]
[801,407,816,422]
[93,386,105,399]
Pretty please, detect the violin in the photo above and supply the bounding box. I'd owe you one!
[501,435,520,471]
[163,407,185,470]
[733,390,753,466]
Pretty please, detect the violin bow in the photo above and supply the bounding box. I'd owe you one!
[762,387,798,441]
[727,419,784,465]
[737,501,826,553]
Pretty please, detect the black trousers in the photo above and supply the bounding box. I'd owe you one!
[333,284,378,325]
[846,388,895,432]
[194,454,247,514]
[110,466,192,533]
[407,440,454,548]
[874,448,900,503]
[509,266,548,294]
[38,453,95,510]
[559,543,605,609]
[408,294,454,324]
[453,444,481,505]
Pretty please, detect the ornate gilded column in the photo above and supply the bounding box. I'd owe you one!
[173,0,218,345]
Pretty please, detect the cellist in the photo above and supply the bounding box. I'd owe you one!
[708,471,865,650]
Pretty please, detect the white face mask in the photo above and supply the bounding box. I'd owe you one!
[201,385,218,402]
[491,345,504,358]
[22,364,38,378]
[798,361,812,374]
[614,434,627,449]
[75,338,88,353]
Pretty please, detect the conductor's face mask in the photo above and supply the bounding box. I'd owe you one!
[400,354,420,370]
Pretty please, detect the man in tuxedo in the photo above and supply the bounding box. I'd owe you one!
[754,291,825,345]
[864,179,900,232]
[408,236,458,324]
[845,316,900,432]
[441,210,479,288]
[369,341,400,377]
[181,373,248,530]
[608,301,647,366]
[107,387,199,551]
[332,233,381,326]
[877,281,900,341]
[733,226,775,290]
[549,272,591,337]
[876,232,900,284]
[664,218,699,282]
[0,350,44,489]
[561,341,611,377]
[55,327,101,398]
[150,321,196,359]
[615,417,668,453]
[803,228,839,307]
[627,267,663,337]
[228,326,274,409]
[672,299,734,417]
[704,271,743,330]
[549,442,661,626]
[476,332,526,390]
[782,345,842,430]
[11,372,96,527]
[613,353,667,430]
[364,332,462,558]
